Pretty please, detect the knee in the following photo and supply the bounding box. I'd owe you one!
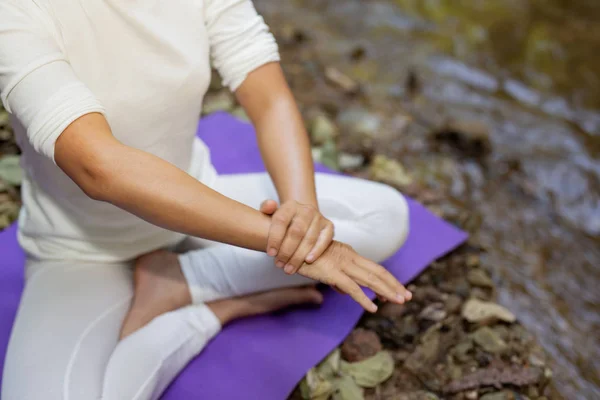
[370,183,410,256]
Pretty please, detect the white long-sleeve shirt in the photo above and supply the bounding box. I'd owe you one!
[0,0,279,262]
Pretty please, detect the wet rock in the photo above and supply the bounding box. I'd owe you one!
[310,114,338,145]
[445,295,463,314]
[418,302,447,322]
[468,269,494,288]
[433,119,491,158]
[338,152,365,171]
[202,90,234,115]
[480,391,516,400]
[337,108,382,138]
[324,67,359,94]
[472,327,508,354]
[462,299,516,325]
[369,155,413,188]
[341,328,382,362]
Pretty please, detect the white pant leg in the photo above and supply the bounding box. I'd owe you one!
[179,172,409,303]
[2,259,221,400]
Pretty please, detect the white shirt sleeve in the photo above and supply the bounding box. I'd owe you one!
[0,1,105,162]
[203,0,280,92]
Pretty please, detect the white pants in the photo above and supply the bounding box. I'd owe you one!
[2,173,409,400]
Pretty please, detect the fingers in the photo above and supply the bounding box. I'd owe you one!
[266,204,295,257]
[283,216,321,274]
[333,272,378,313]
[354,256,412,302]
[305,221,334,263]
[260,199,278,215]
[273,205,317,269]
[344,261,404,304]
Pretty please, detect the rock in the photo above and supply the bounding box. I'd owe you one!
[445,295,463,314]
[378,302,406,319]
[433,119,491,158]
[369,155,413,187]
[462,299,516,325]
[341,328,382,362]
[471,288,491,301]
[310,114,338,145]
[467,269,494,288]
[480,391,516,400]
[338,152,365,170]
[466,254,480,268]
[418,302,447,322]
[202,90,234,115]
[337,108,381,137]
[331,374,364,400]
[324,67,359,94]
[472,327,508,354]
[396,392,440,400]
[465,390,478,399]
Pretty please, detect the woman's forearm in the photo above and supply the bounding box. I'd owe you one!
[55,113,271,251]
[236,63,318,207]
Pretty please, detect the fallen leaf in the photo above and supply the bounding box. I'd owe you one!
[0,155,22,186]
[332,374,364,400]
[340,351,394,388]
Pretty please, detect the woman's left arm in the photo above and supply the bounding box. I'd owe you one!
[235,64,334,273]
[236,63,317,207]
[204,0,334,273]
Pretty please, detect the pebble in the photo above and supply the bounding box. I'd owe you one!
[310,114,337,145]
[338,152,365,170]
[445,294,463,314]
[324,66,359,94]
[465,390,479,399]
[341,328,382,362]
[468,269,494,288]
[337,107,382,137]
[418,302,447,322]
[472,327,508,354]
[369,155,413,187]
[480,391,516,400]
[462,298,516,325]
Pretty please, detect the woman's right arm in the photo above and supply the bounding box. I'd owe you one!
[55,113,272,252]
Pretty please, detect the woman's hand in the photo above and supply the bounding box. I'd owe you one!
[296,241,412,312]
[260,199,334,274]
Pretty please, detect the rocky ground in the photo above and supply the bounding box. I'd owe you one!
[0,22,561,400]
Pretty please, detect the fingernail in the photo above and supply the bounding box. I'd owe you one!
[284,264,294,274]
[306,253,314,262]
[370,304,378,312]
[405,291,413,301]
[268,248,277,257]
[276,261,284,268]
[396,294,405,304]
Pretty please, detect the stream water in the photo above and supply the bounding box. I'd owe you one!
[255,1,600,398]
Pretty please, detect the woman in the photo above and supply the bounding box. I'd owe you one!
[0,0,411,398]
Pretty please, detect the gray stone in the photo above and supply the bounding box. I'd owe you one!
[338,152,365,170]
[337,108,382,137]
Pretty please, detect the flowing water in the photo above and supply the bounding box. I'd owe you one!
[255,1,600,398]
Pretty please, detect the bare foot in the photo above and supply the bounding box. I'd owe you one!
[207,286,324,326]
[120,250,191,339]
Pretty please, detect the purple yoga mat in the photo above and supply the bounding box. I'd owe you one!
[0,112,467,399]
